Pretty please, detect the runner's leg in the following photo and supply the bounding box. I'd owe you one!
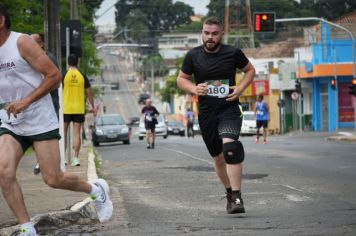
[213,153,231,188]
[0,134,30,224]
[33,139,91,193]
[72,122,82,158]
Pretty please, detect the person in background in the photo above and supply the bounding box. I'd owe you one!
[62,54,97,166]
[0,4,112,235]
[141,98,160,149]
[254,94,269,144]
[177,16,255,214]
[186,108,195,138]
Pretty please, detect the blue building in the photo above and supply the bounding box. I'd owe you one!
[297,17,355,132]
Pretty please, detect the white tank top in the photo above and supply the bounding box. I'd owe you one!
[0,32,58,136]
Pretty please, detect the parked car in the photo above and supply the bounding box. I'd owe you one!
[167,120,185,136]
[128,116,140,126]
[138,115,168,140]
[138,93,150,104]
[241,111,257,136]
[193,119,201,135]
[91,113,130,146]
[110,82,120,90]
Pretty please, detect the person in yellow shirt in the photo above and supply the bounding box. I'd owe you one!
[63,54,96,166]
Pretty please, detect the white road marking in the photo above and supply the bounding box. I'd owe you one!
[161,147,213,165]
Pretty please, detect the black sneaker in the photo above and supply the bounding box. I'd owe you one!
[151,142,155,149]
[33,163,40,175]
[226,192,245,214]
[147,143,151,149]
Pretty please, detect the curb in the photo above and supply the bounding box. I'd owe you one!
[0,150,99,236]
[327,135,356,142]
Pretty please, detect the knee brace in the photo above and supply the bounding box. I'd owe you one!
[223,140,245,164]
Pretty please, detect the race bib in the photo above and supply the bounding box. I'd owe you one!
[207,80,229,98]
[145,115,152,122]
[256,110,264,116]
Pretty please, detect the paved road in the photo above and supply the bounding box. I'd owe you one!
[73,132,355,236]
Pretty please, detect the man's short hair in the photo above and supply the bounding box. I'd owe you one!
[68,54,78,66]
[0,3,11,29]
[203,16,223,28]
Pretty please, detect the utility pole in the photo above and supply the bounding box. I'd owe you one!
[44,0,66,170]
[224,0,230,44]
[71,0,79,20]
[65,0,80,164]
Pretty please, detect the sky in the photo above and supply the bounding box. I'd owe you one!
[95,0,209,26]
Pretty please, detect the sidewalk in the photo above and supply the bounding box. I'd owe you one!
[327,131,356,142]
[0,142,98,235]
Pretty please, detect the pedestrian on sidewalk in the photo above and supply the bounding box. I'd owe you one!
[254,94,269,144]
[141,98,159,149]
[0,4,112,235]
[177,16,255,214]
[30,33,60,175]
[62,54,97,166]
[186,108,195,138]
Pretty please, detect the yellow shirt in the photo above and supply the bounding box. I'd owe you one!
[62,68,88,114]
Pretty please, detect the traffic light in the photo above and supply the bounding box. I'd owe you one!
[253,12,275,33]
[349,78,356,97]
[330,78,336,90]
[61,20,82,57]
[295,80,301,93]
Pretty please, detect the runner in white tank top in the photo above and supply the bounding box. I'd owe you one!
[0,4,113,235]
[0,31,58,135]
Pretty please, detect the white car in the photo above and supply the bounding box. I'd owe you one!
[138,115,168,140]
[241,111,257,136]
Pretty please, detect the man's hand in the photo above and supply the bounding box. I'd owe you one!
[195,82,208,96]
[226,86,242,102]
[5,100,28,118]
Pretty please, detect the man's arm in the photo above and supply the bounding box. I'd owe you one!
[177,70,208,96]
[6,35,61,116]
[86,88,96,116]
[227,62,255,101]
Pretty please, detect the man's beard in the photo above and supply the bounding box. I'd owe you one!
[203,40,221,52]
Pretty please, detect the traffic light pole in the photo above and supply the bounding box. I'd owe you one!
[276,17,356,133]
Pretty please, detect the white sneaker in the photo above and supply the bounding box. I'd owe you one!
[19,227,37,236]
[71,157,80,166]
[91,179,113,223]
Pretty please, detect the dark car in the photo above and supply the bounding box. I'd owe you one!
[167,120,185,136]
[138,93,150,104]
[91,114,130,146]
[110,82,120,90]
[128,116,140,126]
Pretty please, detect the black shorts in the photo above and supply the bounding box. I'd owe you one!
[199,105,243,157]
[145,122,156,132]
[256,120,268,129]
[64,114,85,123]
[0,128,61,152]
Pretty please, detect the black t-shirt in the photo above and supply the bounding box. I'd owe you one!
[141,106,160,123]
[181,44,249,112]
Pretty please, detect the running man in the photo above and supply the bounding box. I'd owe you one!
[141,98,159,149]
[0,4,112,235]
[62,54,97,166]
[255,94,269,144]
[177,16,255,214]
[186,108,195,138]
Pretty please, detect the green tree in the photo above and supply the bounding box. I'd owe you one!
[159,56,186,103]
[114,0,194,42]
[1,0,103,76]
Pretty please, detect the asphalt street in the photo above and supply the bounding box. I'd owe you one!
[78,132,355,236]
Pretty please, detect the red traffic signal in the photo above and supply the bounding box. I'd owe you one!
[349,79,356,97]
[330,78,336,90]
[254,12,275,33]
